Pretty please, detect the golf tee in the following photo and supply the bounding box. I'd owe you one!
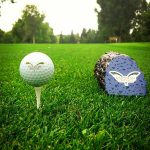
[35,87,42,109]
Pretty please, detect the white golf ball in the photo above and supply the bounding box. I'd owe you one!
[19,52,54,87]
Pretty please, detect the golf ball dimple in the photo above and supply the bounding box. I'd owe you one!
[19,52,54,87]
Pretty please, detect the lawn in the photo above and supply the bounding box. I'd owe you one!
[0,43,150,149]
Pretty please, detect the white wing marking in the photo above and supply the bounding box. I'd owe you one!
[127,71,140,84]
[109,71,141,86]
[109,71,124,83]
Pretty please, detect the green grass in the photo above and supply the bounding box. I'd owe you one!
[0,43,150,149]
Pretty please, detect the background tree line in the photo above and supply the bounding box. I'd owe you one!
[0,0,150,43]
[0,4,98,44]
[59,29,98,44]
[0,5,57,43]
[96,0,150,42]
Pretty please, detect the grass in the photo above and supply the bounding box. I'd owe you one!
[0,43,150,149]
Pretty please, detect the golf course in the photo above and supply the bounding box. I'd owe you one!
[0,43,150,149]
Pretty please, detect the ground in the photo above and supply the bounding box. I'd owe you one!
[0,43,150,149]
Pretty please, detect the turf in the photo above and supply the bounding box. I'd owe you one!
[0,43,150,149]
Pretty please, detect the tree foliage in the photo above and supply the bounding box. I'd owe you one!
[59,32,80,44]
[142,3,150,38]
[0,29,14,43]
[86,29,97,43]
[3,31,14,43]
[21,5,45,43]
[80,28,97,43]
[131,2,150,41]
[11,5,56,43]
[0,29,5,42]
[80,28,87,43]
[96,0,147,42]
[59,33,64,44]
[36,23,56,43]
[12,19,25,42]
[70,31,76,43]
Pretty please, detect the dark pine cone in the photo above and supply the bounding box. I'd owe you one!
[94,52,126,89]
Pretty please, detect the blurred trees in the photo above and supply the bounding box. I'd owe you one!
[86,29,97,43]
[1,1,150,43]
[36,23,56,43]
[59,33,63,44]
[70,31,78,43]
[21,5,45,43]
[59,31,80,44]
[0,29,14,43]
[11,5,56,43]
[12,19,25,43]
[80,28,87,43]
[0,4,56,43]
[0,29,5,42]
[58,29,98,44]
[80,29,98,43]
[96,0,148,42]
[131,2,150,41]
[3,31,14,43]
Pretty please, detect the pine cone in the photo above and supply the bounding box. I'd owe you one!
[94,52,146,96]
[94,52,126,89]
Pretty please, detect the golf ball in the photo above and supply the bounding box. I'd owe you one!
[19,52,54,87]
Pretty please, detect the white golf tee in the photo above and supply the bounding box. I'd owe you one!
[35,87,42,109]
